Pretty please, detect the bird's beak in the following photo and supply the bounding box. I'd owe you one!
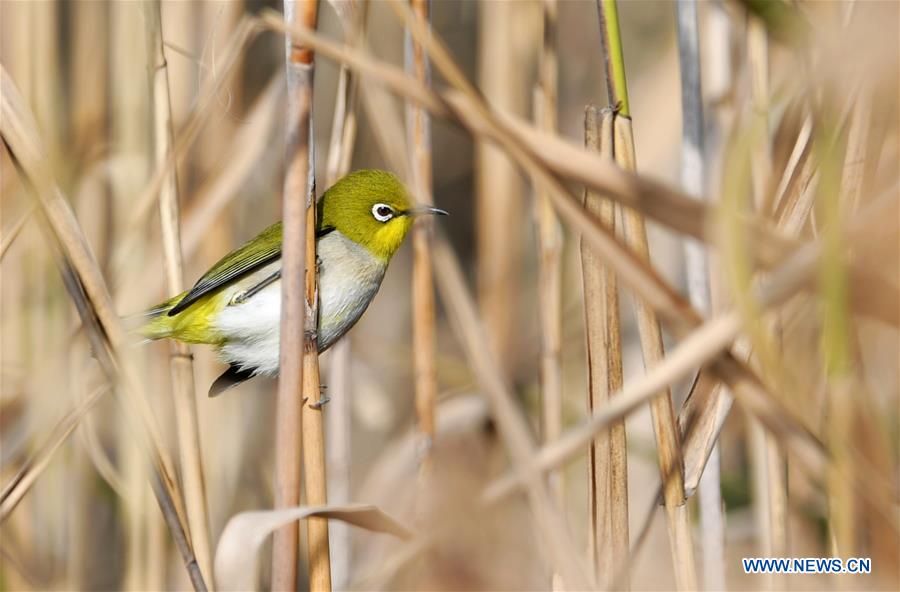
[406,206,449,217]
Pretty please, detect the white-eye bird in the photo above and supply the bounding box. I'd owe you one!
[141,169,447,395]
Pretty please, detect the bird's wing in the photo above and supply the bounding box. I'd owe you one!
[168,220,337,316]
[168,222,284,316]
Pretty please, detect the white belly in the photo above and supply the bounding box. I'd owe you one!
[214,231,387,375]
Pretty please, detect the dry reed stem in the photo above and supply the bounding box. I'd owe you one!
[675,2,725,587]
[582,106,628,588]
[748,16,773,214]
[535,4,564,576]
[273,1,318,588]
[331,53,594,588]
[260,6,900,528]
[0,204,35,261]
[146,2,214,585]
[0,65,207,591]
[595,1,696,585]
[616,113,698,592]
[682,109,821,497]
[745,23,789,580]
[181,75,282,257]
[487,186,899,512]
[291,2,331,588]
[121,17,259,246]
[534,0,564,509]
[406,0,439,484]
[819,114,856,562]
[266,12,900,531]
[324,1,365,586]
[473,0,525,376]
[430,237,593,590]
[259,12,899,331]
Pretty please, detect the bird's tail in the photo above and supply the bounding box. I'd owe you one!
[126,293,185,341]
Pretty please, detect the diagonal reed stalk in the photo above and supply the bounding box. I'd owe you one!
[405,0,439,489]
[582,105,628,589]
[262,7,900,525]
[0,65,207,592]
[145,2,214,586]
[261,7,900,332]
[278,5,897,499]
[274,0,321,589]
[595,1,697,588]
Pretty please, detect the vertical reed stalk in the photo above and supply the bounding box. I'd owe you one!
[582,106,629,589]
[406,0,438,480]
[596,2,697,589]
[476,0,525,375]
[145,2,214,587]
[675,2,724,589]
[274,1,320,589]
[818,118,855,564]
[746,20,788,584]
[325,1,364,586]
[535,0,563,497]
[291,1,331,589]
[534,3,564,588]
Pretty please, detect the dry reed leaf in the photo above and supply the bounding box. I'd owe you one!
[213,504,412,591]
[0,386,107,520]
[0,203,35,261]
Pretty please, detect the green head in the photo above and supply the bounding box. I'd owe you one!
[319,169,447,260]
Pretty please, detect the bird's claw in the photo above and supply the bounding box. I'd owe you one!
[310,394,330,410]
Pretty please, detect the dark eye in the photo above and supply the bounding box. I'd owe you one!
[372,203,394,222]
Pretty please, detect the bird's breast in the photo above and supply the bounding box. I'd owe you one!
[317,231,388,351]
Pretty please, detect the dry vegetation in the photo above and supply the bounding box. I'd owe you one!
[1,1,898,591]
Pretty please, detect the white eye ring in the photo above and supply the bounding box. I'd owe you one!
[372,203,394,222]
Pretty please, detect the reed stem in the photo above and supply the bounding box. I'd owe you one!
[274,0,321,589]
[405,0,438,483]
[675,2,725,589]
[145,2,214,586]
[595,2,696,589]
[535,0,564,498]
[324,1,365,586]
[582,105,628,589]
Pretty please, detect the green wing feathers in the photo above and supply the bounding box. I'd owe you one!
[140,222,284,343]
[168,222,283,316]
[138,215,337,345]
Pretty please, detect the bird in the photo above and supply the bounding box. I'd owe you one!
[139,169,447,396]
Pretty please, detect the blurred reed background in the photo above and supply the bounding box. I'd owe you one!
[1,0,897,590]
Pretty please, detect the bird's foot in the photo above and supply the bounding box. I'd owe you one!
[310,393,330,410]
